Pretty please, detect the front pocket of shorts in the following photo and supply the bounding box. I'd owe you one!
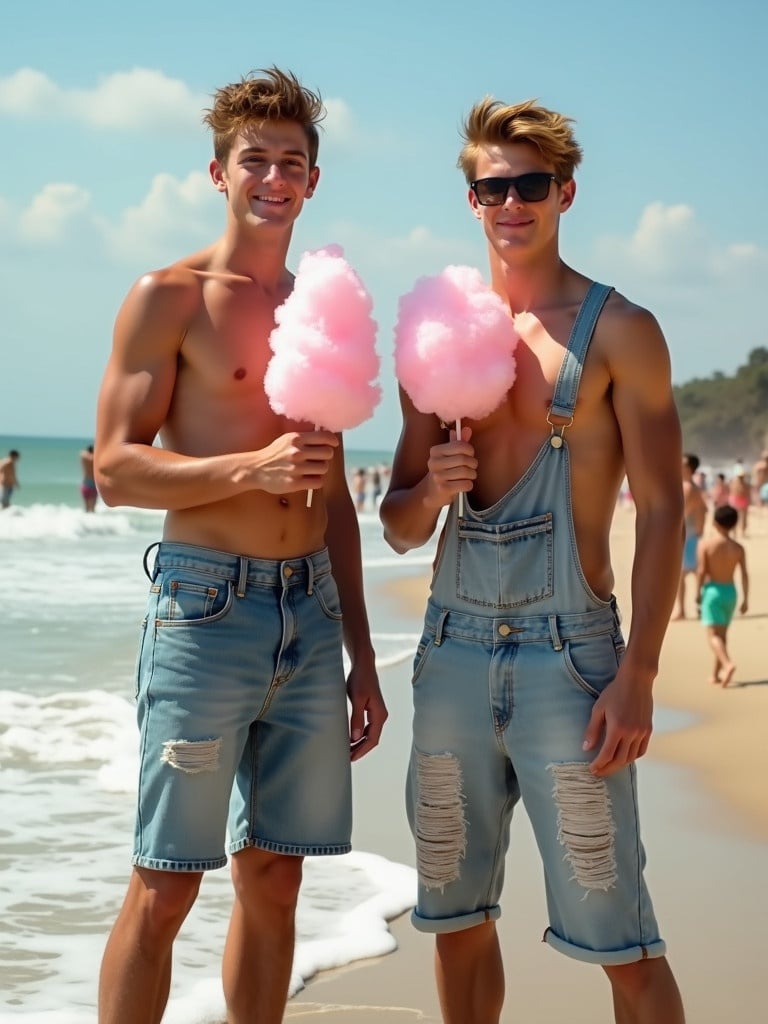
[563,631,623,698]
[457,513,553,608]
[411,632,436,686]
[312,572,344,621]
[156,574,233,625]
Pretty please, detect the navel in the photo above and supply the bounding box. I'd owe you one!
[279,496,289,508]
[233,367,247,381]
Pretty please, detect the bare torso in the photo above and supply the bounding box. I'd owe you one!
[700,534,742,585]
[161,259,332,557]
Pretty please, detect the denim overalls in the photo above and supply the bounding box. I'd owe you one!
[407,282,666,965]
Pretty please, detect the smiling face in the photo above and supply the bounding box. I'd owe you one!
[211,119,319,231]
[469,141,574,267]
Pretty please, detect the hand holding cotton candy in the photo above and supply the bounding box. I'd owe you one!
[264,245,381,505]
[394,265,519,514]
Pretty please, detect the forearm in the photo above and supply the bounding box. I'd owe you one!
[95,442,258,510]
[325,496,376,667]
[379,478,442,553]
[624,505,685,680]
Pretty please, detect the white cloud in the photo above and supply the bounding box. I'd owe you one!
[0,68,206,131]
[323,98,355,143]
[594,201,767,287]
[105,170,219,262]
[18,183,92,242]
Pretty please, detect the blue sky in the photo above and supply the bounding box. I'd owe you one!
[1,0,765,450]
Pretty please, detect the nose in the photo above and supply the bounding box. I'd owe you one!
[263,162,285,184]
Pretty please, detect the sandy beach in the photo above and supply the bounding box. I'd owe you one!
[289,508,768,1022]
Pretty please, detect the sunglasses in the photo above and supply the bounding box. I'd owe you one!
[470,173,559,206]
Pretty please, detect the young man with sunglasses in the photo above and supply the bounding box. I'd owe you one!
[380,98,685,1023]
[95,68,386,1024]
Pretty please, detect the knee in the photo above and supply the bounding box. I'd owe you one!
[128,869,202,942]
[603,956,665,998]
[231,849,304,911]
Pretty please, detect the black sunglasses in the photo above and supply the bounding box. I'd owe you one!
[470,173,559,206]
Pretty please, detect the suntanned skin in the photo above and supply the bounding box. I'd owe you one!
[696,520,749,686]
[672,460,708,619]
[380,141,685,1024]
[96,120,387,1024]
[0,452,19,508]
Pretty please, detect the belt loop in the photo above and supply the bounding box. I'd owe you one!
[548,614,563,651]
[236,556,247,598]
[435,609,449,646]
[142,541,160,581]
[306,556,315,595]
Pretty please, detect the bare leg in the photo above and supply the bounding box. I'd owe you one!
[604,957,685,1024]
[222,847,304,1024]
[671,573,686,620]
[98,867,202,1024]
[707,626,735,686]
[434,921,504,1024]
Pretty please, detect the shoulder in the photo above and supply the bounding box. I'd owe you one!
[123,258,206,316]
[593,288,671,381]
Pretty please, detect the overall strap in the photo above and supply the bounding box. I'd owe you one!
[548,282,614,422]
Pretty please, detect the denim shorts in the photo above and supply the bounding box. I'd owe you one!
[406,599,666,965]
[132,542,352,871]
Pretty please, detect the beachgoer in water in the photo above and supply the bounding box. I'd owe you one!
[80,444,98,512]
[0,449,20,509]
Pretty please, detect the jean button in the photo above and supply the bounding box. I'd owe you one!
[498,623,511,637]
[283,566,294,578]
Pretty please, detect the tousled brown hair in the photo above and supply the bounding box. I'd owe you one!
[203,67,324,167]
[458,98,582,184]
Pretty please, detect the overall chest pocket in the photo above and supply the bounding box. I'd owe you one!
[456,512,553,609]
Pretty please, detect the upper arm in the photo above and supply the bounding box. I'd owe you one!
[95,269,199,456]
[607,303,683,517]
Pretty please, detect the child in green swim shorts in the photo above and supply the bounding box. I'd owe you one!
[696,504,749,687]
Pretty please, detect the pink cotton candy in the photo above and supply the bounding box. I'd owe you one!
[264,245,381,432]
[394,265,518,423]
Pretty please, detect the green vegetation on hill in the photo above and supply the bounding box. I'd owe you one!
[674,347,768,461]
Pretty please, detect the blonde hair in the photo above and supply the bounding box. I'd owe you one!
[203,67,324,166]
[458,97,582,183]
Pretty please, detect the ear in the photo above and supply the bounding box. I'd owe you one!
[305,165,320,199]
[468,187,483,222]
[559,177,576,213]
[210,158,227,193]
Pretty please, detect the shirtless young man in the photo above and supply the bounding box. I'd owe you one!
[672,453,708,620]
[94,68,386,1024]
[380,98,685,1024]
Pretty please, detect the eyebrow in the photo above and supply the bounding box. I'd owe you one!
[240,146,308,161]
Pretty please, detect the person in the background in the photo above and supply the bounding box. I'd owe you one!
[351,466,368,513]
[94,68,386,1024]
[696,503,748,687]
[672,452,708,620]
[0,449,20,509]
[728,467,750,537]
[709,472,730,509]
[750,450,768,508]
[381,96,684,1024]
[369,465,382,507]
[80,444,99,512]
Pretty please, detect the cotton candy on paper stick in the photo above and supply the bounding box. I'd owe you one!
[394,264,519,515]
[264,245,381,506]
